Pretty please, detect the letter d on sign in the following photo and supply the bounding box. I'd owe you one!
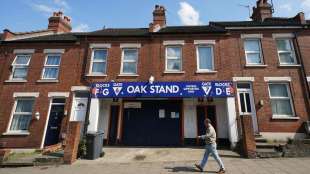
[216,88,222,95]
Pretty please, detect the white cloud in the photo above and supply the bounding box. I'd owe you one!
[279,3,292,12]
[72,23,90,32]
[178,2,202,25]
[32,4,56,14]
[53,0,70,10]
[301,0,310,9]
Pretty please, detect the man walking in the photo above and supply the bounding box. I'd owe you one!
[195,118,225,173]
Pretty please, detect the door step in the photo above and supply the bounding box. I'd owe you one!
[256,148,283,158]
[255,136,284,158]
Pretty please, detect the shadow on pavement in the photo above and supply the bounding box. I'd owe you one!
[165,166,218,173]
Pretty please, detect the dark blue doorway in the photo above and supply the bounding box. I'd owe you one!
[44,99,65,146]
[122,100,181,146]
[108,105,120,145]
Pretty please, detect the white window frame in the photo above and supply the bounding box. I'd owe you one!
[120,48,138,75]
[89,48,108,75]
[10,54,32,80]
[196,44,214,72]
[268,83,295,118]
[243,38,264,65]
[275,38,297,65]
[165,45,182,72]
[6,98,35,134]
[237,83,255,115]
[41,53,62,80]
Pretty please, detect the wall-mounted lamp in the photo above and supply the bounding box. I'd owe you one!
[35,112,40,120]
[259,100,264,106]
[149,75,155,84]
[64,110,68,116]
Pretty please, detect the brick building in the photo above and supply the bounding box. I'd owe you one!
[0,0,309,150]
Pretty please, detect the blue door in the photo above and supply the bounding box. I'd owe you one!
[122,100,181,146]
[44,104,65,146]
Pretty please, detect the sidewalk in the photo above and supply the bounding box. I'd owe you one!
[1,147,310,174]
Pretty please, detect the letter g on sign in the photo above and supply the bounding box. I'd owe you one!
[102,89,109,96]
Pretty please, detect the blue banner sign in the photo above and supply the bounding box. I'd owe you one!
[91,81,234,98]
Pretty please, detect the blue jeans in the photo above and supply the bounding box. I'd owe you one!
[200,143,225,170]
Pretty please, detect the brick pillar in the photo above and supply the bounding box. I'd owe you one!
[64,121,81,164]
[241,115,256,158]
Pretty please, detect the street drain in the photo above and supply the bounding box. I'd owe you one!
[134,155,146,161]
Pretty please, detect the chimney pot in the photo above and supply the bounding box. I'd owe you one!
[251,0,273,22]
[149,5,166,32]
[48,11,72,33]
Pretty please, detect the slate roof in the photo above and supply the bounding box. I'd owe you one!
[156,25,227,34]
[1,33,78,43]
[85,28,149,37]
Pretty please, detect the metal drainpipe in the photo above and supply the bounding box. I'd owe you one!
[83,35,92,136]
[293,31,310,120]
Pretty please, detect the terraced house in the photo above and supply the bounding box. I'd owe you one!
[0,0,309,157]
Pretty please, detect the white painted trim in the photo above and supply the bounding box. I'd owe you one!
[120,43,141,48]
[43,49,65,54]
[2,131,30,136]
[278,64,301,67]
[36,79,59,83]
[272,33,294,39]
[241,34,263,39]
[163,71,185,74]
[195,70,218,74]
[13,49,35,54]
[120,48,139,74]
[226,97,238,149]
[40,98,53,149]
[260,132,306,142]
[272,116,300,120]
[233,77,255,82]
[48,92,70,98]
[71,86,90,91]
[5,80,27,83]
[196,45,215,71]
[307,77,310,82]
[85,74,107,77]
[264,77,291,82]
[245,64,268,68]
[194,40,216,45]
[89,43,111,49]
[89,48,108,75]
[118,74,139,77]
[163,40,185,45]
[13,92,39,98]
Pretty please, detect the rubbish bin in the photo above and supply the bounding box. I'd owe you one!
[85,131,104,160]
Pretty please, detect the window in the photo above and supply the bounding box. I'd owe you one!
[237,83,253,115]
[276,39,297,64]
[244,39,263,64]
[42,54,61,79]
[121,48,138,74]
[196,45,214,71]
[268,83,294,117]
[9,98,34,131]
[11,54,31,80]
[90,49,108,74]
[166,46,182,71]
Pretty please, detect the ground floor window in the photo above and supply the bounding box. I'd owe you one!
[268,83,294,117]
[9,98,34,131]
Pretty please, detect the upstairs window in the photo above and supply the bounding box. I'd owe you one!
[9,98,34,131]
[268,83,294,117]
[244,39,263,65]
[276,39,297,65]
[11,54,31,80]
[90,49,108,74]
[42,54,61,79]
[121,48,138,74]
[196,45,214,71]
[166,46,182,71]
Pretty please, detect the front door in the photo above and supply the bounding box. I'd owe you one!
[237,83,258,133]
[44,100,65,146]
[108,105,119,145]
[197,105,217,145]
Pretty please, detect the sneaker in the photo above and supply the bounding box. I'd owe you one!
[218,168,226,173]
[194,164,203,172]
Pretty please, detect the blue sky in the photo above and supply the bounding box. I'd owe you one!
[0,0,309,32]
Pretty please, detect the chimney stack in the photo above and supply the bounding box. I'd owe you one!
[149,5,166,32]
[251,0,273,22]
[48,11,72,33]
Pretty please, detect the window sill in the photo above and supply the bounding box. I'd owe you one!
[272,116,300,120]
[118,74,139,77]
[2,131,30,136]
[245,64,268,68]
[195,70,217,74]
[36,79,59,83]
[85,74,107,77]
[278,64,301,67]
[164,71,185,74]
[5,80,27,83]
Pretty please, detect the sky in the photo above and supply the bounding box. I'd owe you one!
[0,0,309,32]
